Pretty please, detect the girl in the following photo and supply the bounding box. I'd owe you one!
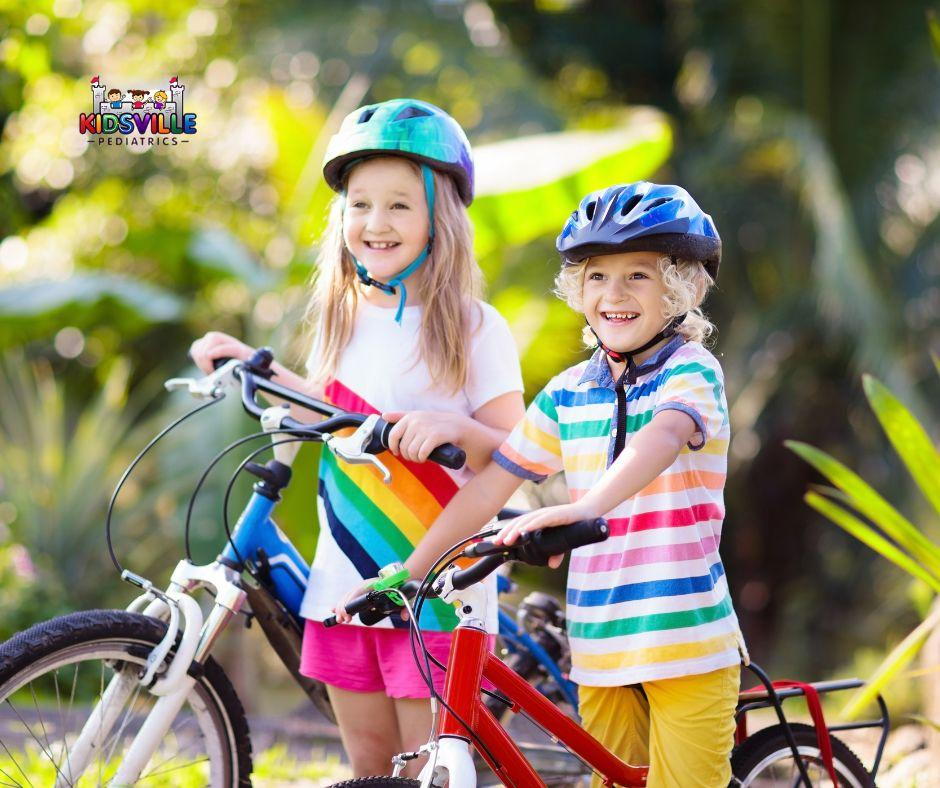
[190,98,525,777]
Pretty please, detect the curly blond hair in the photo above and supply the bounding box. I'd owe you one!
[553,255,716,347]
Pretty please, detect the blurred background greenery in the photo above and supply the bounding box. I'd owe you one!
[0,0,938,727]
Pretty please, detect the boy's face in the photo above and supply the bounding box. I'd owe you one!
[582,251,668,358]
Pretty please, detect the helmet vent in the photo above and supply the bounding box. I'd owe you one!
[620,195,643,216]
[585,200,597,220]
[644,197,672,212]
[358,107,378,124]
[395,105,433,120]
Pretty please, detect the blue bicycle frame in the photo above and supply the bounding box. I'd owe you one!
[218,489,578,714]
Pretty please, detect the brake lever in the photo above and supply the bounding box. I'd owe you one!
[165,359,242,400]
[322,414,391,484]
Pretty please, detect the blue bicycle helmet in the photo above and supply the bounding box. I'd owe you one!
[556,182,721,280]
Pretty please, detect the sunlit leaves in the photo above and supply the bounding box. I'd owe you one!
[787,372,940,719]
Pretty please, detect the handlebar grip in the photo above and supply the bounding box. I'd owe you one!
[512,518,609,566]
[322,580,423,628]
[427,442,466,470]
[451,554,507,591]
[372,419,466,470]
[207,347,273,373]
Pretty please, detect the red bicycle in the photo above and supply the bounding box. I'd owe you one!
[325,519,888,788]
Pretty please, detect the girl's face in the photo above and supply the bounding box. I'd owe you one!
[582,251,669,363]
[343,157,430,285]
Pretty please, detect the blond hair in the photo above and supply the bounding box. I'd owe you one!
[303,161,483,393]
[553,255,716,346]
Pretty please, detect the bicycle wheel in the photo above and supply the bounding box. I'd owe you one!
[0,609,253,787]
[730,722,873,787]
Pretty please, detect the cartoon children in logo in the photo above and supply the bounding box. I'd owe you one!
[107,88,123,108]
[153,90,168,110]
[129,89,150,109]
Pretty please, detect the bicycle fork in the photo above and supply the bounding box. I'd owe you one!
[56,560,247,786]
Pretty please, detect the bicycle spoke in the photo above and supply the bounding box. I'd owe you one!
[27,684,54,765]
[101,670,146,767]
[51,669,73,783]
[3,699,69,784]
[139,721,198,777]
[62,663,80,786]
[0,733,35,788]
[140,754,210,779]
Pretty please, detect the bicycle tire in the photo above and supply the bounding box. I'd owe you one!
[0,609,253,787]
[730,722,873,787]
[327,778,420,788]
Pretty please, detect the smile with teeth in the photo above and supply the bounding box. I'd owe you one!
[365,241,400,250]
[602,311,640,321]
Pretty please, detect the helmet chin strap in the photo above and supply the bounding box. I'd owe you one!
[589,314,686,385]
[342,164,436,324]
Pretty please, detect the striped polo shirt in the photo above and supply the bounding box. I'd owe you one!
[494,337,745,685]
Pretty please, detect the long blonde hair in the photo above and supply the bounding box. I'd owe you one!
[303,160,483,393]
[554,255,716,346]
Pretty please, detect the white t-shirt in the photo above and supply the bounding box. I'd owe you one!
[299,298,523,632]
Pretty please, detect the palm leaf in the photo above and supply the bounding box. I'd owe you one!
[840,600,940,719]
[470,109,672,262]
[804,490,940,592]
[863,374,940,517]
[786,440,940,576]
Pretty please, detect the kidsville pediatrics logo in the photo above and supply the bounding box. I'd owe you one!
[79,76,196,146]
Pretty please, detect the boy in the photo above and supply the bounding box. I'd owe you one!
[388,181,747,787]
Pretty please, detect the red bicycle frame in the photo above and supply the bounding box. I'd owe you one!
[437,626,649,788]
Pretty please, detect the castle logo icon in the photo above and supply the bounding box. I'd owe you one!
[80,76,197,145]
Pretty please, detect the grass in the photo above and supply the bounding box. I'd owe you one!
[0,742,350,786]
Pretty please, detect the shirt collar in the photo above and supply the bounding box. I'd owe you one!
[578,334,687,389]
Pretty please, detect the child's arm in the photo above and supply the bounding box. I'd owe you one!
[332,461,523,623]
[190,331,324,422]
[382,390,525,473]
[496,409,696,545]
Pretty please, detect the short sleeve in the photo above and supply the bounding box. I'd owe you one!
[304,333,323,378]
[652,354,729,451]
[464,306,524,413]
[493,385,564,482]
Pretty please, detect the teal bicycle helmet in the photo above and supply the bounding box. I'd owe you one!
[321,98,474,322]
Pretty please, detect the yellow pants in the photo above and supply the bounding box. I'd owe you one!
[579,664,740,788]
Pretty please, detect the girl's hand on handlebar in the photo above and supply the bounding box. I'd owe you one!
[332,579,375,624]
[332,578,412,624]
[190,332,254,375]
[494,502,601,568]
[382,410,463,464]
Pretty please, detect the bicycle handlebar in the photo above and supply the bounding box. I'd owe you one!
[323,518,608,627]
[212,348,466,470]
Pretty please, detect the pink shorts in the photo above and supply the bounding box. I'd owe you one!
[300,619,455,699]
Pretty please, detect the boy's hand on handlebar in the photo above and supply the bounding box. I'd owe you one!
[382,410,463,464]
[494,502,602,568]
[190,332,254,375]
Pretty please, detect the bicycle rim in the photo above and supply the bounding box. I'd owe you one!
[737,744,866,787]
[0,638,239,786]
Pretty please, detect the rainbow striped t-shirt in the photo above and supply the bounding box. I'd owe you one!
[494,337,745,685]
[298,299,523,632]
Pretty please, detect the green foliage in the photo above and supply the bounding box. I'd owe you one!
[786,368,940,718]
[0,742,348,785]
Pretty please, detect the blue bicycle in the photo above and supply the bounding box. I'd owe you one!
[0,349,576,786]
